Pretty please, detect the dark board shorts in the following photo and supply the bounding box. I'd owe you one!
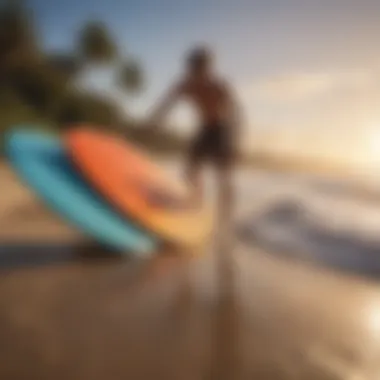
[187,122,236,168]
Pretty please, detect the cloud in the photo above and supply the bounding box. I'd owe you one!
[238,69,380,130]
[241,69,378,103]
[238,68,380,159]
[255,73,335,100]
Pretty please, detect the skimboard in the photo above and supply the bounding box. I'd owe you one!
[5,128,157,256]
[66,127,213,249]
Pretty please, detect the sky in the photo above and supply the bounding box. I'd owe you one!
[28,0,380,164]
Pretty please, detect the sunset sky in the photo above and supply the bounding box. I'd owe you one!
[29,0,380,164]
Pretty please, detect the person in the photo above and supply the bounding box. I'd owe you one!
[145,45,242,223]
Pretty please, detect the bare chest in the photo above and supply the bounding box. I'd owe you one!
[185,83,226,110]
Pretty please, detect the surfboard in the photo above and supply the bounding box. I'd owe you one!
[66,127,214,249]
[5,128,157,256]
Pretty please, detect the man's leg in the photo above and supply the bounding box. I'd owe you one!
[214,124,235,225]
[185,131,207,208]
[216,163,234,223]
[185,159,203,208]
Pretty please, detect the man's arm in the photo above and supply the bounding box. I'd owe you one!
[146,82,184,127]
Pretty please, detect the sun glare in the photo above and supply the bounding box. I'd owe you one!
[366,127,380,166]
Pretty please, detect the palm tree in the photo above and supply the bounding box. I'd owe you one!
[117,59,144,94]
[77,21,147,128]
[0,0,40,68]
[76,20,118,65]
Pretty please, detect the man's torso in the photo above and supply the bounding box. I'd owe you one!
[179,76,230,126]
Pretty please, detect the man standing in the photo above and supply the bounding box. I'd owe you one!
[146,45,241,224]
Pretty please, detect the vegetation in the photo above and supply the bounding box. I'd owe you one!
[0,0,185,154]
[0,0,350,174]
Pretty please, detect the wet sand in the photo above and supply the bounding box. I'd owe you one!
[1,163,380,379]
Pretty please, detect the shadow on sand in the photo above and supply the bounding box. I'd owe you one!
[0,241,127,271]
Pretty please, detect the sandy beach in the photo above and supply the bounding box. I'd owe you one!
[1,161,380,379]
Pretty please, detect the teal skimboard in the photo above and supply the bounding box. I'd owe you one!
[5,128,157,256]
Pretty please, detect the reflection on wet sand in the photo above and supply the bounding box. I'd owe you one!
[1,239,380,379]
[209,224,240,380]
[2,165,380,379]
[0,244,206,380]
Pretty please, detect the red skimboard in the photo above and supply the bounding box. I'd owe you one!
[66,127,213,249]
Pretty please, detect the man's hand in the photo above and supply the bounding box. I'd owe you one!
[144,82,183,131]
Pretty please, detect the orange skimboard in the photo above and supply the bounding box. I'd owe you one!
[66,127,214,249]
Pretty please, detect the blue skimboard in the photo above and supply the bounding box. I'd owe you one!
[5,128,157,256]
